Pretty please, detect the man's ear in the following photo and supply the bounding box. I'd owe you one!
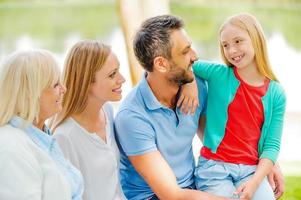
[153,56,169,73]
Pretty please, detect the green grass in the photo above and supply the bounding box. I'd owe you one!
[278,161,301,199]
[280,176,301,200]
[1,1,300,56]
[0,2,118,52]
[171,2,301,57]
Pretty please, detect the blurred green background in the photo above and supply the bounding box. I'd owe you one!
[0,0,300,199]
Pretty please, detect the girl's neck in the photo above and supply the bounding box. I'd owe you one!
[236,63,266,86]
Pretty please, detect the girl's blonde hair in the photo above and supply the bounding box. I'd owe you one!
[219,13,278,81]
[51,40,111,130]
[0,49,61,126]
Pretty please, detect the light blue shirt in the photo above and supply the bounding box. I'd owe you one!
[9,116,84,200]
[114,74,207,200]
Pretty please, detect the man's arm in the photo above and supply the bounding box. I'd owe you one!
[129,150,226,200]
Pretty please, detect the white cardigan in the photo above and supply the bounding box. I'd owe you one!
[0,125,72,200]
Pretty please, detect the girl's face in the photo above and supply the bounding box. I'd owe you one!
[220,24,256,70]
[89,52,125,103]
[39,81,66,120]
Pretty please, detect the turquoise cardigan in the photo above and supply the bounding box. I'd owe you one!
[193,60,286,164]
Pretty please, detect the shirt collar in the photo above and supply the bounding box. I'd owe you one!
[9,116,55,152]
[138,72,164,111]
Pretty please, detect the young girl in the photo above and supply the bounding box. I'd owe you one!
[182,13,286,199]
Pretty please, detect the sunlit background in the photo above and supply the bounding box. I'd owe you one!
[0,0,300,198]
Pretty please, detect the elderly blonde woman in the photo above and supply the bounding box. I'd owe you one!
[0,50,83,200]
[52,40,126,200]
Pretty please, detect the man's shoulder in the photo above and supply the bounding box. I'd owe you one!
[195,76,207,88]
[118,85,145,114]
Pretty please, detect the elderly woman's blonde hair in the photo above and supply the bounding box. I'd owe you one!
[219,13,278,81]
[0,49,61,126]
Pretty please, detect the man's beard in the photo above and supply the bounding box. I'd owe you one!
[168,62,194,86]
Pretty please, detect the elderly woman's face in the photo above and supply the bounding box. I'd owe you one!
[39,81,66,120]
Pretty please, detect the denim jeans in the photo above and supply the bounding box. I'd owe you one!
[194,156,275,200]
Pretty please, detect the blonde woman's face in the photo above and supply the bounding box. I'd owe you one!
[220,24,256,70]
[39,81,66,120]
[89,52,125,103]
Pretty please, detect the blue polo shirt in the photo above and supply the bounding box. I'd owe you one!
[114,74,207,200]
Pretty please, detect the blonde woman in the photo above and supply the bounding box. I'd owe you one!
[52,40,126,200]
[0,50,83,200]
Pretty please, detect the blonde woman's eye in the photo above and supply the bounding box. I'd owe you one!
[109,72,117,78]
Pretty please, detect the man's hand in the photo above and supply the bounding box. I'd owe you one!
[267,163,284,199]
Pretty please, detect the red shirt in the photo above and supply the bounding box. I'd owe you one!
[202,67,270,165]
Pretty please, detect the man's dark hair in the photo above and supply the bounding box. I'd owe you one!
[133,15,184,72]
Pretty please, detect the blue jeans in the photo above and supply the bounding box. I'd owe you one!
[194,156,275,199]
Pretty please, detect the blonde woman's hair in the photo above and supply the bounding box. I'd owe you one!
[0,49,61,126]
[219,13,278,81]
[51,40,111,130]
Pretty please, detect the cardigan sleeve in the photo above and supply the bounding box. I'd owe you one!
[192,60,228,80]
[0,148,42,199]
[260,86,286,164]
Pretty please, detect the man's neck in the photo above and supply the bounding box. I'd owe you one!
[146,72,179,109]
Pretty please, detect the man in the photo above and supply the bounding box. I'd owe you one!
[115,15,283,200]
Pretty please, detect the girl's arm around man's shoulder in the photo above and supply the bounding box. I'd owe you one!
[193,60,229,80]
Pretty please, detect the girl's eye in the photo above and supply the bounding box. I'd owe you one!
[223,44,228,48]
[53,82,60,88]
[236,39,242,44]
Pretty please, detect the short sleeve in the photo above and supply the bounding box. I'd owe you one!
[195,76,208,116]
[114,109,157,156]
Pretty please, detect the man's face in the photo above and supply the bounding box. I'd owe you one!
[166,29,198,85]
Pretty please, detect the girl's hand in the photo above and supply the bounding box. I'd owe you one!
[177,80,199,115]
[235,179,259,200]
[267,163,284,199]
